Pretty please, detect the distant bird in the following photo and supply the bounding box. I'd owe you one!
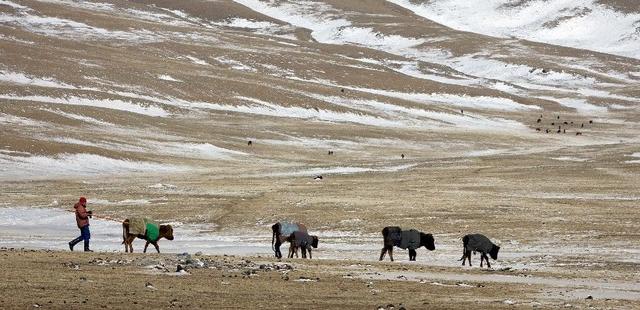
[557,129,561,133]
[557,116,560,119]
[545,129,550,133]
[551,122,555,126]
[314,175,323,180]
[460,109,464,114]
[535,128,541,132]
[581,123,584,128]
[248,140,253,146]
[537,118,541,123]
[589,120,593,124]
[401,154,405,159]
[340,88,345,93]
[576,132,582,136]
[563,121,568,125]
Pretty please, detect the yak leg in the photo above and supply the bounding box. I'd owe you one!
[124,235,135,253]
[389,247,394,262]
[152,242,160,253]
[143,241,150,253]
[308,248,312,259]
[480,253,484,268]
[409,249,417,261]
[288,244,294,258]
[467,252,472,267]
[301,247,307,259]
[484,254,491,268]
[379,247,387,261]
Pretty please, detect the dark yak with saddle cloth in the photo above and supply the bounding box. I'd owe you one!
[385,227,421,250]
[272,221,308,259]
[380,226,435,261]
[128,218,160,242]
[399,229,421,250]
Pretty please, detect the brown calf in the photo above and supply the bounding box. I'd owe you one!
[122,219,174,253]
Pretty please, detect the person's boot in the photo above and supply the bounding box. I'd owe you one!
[69,237,82,251]
[84,240,93,252]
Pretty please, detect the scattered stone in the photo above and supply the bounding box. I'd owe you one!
[145,282,156,291]
[586,295,593,300]
[32,304,41,308]
[503,300,515,305]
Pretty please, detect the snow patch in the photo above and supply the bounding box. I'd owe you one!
[0,95,170,117]
[0,153,186,181]
[0,70,75,89]
[156,142,247,160]
[214,57,256,72]
[552,156,590,162]
[158,74,181,82]
[184,56,208,65]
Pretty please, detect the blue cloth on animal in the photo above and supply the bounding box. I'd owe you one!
[279,222,299,236]
[399,229,421,250]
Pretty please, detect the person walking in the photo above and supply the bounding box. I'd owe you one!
[68,197,93,252]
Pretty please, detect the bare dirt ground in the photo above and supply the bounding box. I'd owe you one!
[2,149,640,309]
[1,248,638,309]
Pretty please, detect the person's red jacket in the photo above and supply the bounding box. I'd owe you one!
[74,198,90,228]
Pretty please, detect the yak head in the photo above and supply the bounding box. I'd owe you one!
[489,245,500,260]
[160,224,174,241]
[311,235,319,248]
[420,233,435,251]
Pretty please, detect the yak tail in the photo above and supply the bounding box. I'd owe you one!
[459,235,469,261]
[271,230,276,252]
[458,248,467,261]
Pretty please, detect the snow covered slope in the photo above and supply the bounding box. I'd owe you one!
[388,0,640,59]
[0,0,638,180]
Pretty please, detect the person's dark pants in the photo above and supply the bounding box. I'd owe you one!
[69,225,91,251]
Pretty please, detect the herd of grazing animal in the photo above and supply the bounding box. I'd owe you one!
[269,222,500,268]
[116,218,500,268]
[534,114,593,136]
